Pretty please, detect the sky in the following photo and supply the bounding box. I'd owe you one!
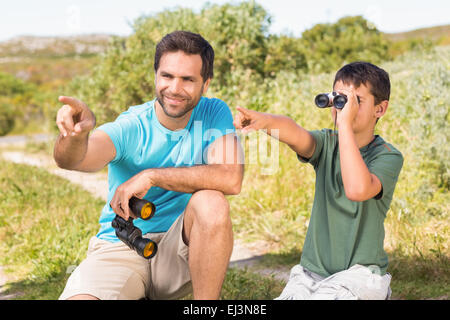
[1,0,449,41]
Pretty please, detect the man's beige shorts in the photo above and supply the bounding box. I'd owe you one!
[59,213,191,300]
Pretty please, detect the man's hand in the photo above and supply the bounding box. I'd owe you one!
[233,106,269,134]
[56,96,96,138]
[110,171,154,220]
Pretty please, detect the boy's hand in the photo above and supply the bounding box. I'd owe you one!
[334,86,359,128]
[56,96,96,138]
[233,106,269,134]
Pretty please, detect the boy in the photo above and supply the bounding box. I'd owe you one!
[234,62,403,300]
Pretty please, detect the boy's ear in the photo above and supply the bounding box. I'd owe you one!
[375,100,389,119]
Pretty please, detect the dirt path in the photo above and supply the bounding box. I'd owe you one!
[0,147,289,299]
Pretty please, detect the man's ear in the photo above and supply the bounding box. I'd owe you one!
[375,100,389,119]
[202,78,211,95]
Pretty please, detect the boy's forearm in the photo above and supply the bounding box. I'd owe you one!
[338,125,377,201]
[143,163,244,195]
[264,114,315,158]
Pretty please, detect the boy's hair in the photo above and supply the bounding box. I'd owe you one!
[333,62,390,105]
[154,30,214,81]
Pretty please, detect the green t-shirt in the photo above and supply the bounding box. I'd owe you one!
[299,129,403,278]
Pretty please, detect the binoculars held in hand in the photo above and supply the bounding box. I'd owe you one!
[315,92,361,109]
[111,197,157,259]
[315,92,348,109]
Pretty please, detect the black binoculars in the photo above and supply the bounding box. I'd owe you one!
[315,92,361,109]
[111,197,157,259]
[315,92,348,109]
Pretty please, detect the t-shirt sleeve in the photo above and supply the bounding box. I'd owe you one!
[95,112,140,163]
[368,148,404,200]
[297,129,327,168]
[203,99,236,149]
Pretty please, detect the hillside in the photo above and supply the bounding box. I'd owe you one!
[384,24,450,42]
[0,34,113,58]
[0,24,449,59]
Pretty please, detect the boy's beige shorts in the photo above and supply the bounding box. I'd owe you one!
[59,213,191,300]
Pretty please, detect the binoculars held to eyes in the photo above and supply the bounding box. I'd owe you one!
[315,92,348,109]
[315,92,361,109]
[111,197,157,259]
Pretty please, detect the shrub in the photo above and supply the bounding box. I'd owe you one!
[0,72,40,136]
[68,2,273,125]
[0,101,15,136]
[301,16,391,73]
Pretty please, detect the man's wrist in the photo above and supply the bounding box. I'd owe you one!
[143,168,157,189]
[60,130,90,141]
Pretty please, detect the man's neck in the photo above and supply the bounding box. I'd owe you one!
[154,100,193,131]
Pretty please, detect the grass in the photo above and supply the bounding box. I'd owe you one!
[0,160,103,299]
[0,159,285,299]
[1,139,447,299]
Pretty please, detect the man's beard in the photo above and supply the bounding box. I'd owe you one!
[156,85,204,119]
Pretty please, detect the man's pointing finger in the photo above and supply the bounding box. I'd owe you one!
[58,96,86,111]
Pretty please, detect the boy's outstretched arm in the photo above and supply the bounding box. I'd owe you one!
[233,106,316,159]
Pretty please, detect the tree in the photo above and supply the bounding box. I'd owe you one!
[69,2,272,124]
[301,16,391,73]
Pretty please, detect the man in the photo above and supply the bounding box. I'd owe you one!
[55,31,244,300]
[234,62,403,299]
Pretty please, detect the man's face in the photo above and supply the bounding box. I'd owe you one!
[155,51,210,119]
[332,80,378,133]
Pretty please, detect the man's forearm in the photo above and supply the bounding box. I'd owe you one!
[53,133,89,169]
[143,164,244,195]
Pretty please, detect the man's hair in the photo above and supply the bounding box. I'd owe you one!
[333,61,390,105]
[154,30,214,81]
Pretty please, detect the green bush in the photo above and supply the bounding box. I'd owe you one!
[0,72,41,136]
[301,16,391,73]
[68,3,393,125]
[68,2,273,125]
[264,35,308,76]
[0,101,15,136]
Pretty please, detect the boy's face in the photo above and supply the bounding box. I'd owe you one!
[332,80,382,134]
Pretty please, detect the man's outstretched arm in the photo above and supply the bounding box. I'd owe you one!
[53,96,116,172]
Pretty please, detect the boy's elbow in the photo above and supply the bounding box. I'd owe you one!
[345,192,364,202]
[344,187,370,202]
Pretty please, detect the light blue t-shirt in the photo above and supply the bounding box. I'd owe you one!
[95,97,235,242]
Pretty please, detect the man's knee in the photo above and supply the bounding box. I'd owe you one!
[189,190,231,231]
